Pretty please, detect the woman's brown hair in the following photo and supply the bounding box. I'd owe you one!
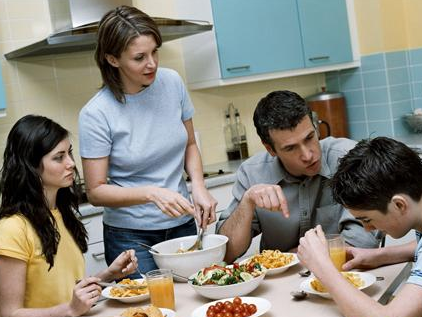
[95,5,162,103]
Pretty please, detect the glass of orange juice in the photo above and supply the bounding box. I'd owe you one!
[326,234,346,271]
[145,269,175,310]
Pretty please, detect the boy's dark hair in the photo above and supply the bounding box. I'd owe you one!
[331,137,422,213]
[253,90,312,150]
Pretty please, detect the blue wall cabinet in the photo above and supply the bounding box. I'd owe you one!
[211,0,304,79]
[298,0,353,68]
[0,63,6,112]
[175,0,359,89]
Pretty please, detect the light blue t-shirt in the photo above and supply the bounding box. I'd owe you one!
[78,68,194,230]
[407,231,422,286]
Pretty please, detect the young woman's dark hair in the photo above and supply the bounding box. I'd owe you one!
[0,115,87,269]
[253,90,313,150]
[95,5,162,104]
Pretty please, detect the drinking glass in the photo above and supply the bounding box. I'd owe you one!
[326,234,346,271]
[145,269,175,310]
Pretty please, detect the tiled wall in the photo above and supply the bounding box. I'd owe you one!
[326,48,422,141]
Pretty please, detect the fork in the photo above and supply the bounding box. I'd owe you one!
[98,281,147,290]
[187,227,204,252]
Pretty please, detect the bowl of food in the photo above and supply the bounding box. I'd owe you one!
[150,234,228,281]
[188,262,266,299]
[101,278,149,303]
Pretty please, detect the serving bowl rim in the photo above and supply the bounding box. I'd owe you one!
[149,233,228,256]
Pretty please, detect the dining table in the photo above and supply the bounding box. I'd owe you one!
[84,261,411,317]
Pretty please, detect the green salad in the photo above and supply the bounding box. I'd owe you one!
[191,262,266,286]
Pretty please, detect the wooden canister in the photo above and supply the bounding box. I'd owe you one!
[306,90,349,139]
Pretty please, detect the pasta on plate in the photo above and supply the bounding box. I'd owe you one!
[311,272,364,293]
[247,250,294,269]
[120,305,163,317]
[110,278,149,298]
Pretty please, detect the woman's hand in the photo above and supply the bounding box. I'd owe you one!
[297,225,334,276]
[106,250,138,281]
[149,187,195,217]
[68,277,101,316]
[191,186,218,228]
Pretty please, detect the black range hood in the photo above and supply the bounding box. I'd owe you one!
[4,18,212,60]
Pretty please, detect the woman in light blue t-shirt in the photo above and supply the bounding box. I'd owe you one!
[78,5,217,275]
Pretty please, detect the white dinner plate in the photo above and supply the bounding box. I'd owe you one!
[160,308,176,317]
[101,278,150,303]
[190,296,271,317]
[241,252,300,275]
[300,272,376,299]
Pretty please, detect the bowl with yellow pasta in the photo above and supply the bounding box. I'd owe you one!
[241,250,300,275]
[101,278,150,303]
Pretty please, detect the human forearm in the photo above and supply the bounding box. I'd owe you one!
[376,241,416,265]
[184,141,205,186]
[219,199,255,263]
[318,269,391,317]
[86,183,158,207]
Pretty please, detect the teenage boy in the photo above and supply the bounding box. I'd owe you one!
[298,137,422,317]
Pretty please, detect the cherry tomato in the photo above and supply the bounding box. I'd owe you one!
[233,306,242,314]
[247,304,257,314]
[233,313,242,317]
[224,312,233,317]
[241,311,249,317]
[206,310,216,317]
[233,297,242,306]
[241,303,249,312]
[216,313,224,317]
[225,303,234,312]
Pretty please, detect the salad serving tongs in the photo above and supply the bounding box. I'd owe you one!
[187,227,204,252]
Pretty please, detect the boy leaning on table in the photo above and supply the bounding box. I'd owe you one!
[298,137,422,317]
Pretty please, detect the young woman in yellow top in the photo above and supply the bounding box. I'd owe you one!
[0,115,138,317]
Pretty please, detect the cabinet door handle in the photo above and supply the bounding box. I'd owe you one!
[92,252,105,260]
[308,56,330,61]
[226,65,250,72]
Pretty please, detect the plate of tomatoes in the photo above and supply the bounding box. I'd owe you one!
[190,296,271,317]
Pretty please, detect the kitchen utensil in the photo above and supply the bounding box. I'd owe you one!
[137,242,160,254]
[187,227,204,251]
[290,290,308,300]
[97,281,148,290]
[298,269,311,277]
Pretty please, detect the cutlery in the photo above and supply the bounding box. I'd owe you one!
[97,281,148,290]
[137,242,160,254]
[298,269,311,277]
[290,290,308,300]
[187,227,204,252]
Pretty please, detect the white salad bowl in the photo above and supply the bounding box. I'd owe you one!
[188,272,266,300]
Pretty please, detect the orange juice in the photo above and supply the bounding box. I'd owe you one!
[329,247,346,271]
[147,276,175,310]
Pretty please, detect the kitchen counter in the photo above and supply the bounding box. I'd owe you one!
[85,261,411,317]
[394,134,422,151]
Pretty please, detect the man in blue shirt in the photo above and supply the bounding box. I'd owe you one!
[217,90,380,263]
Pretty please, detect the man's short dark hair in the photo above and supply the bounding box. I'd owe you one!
[253,90,312,149]
[331,137,422,213]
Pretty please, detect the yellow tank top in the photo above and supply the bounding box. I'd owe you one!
[0,209,85,307]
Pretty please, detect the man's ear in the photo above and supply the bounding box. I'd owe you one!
[105,54,119,67]
[263,142,276,157]
[391,195,408,214]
